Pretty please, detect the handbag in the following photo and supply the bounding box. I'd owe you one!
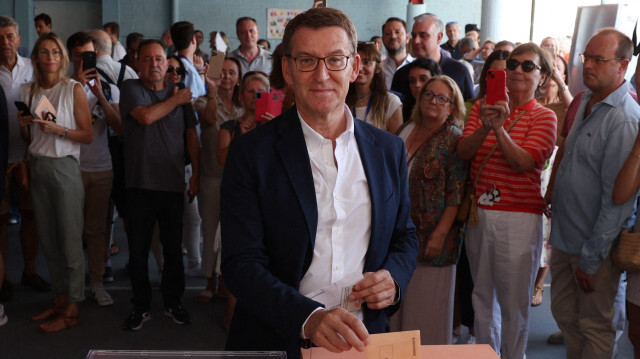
[612,228,640,272]
[456,111,526,225]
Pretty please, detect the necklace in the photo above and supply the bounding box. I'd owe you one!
[357,92,371,105]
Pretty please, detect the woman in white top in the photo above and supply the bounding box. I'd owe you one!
[17,32,93,333]
[346,41,402,133]
[194,56,243,302]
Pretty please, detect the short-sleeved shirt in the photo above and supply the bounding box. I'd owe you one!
[120,79,197,193]
[228,46,272,75]
[460,99,557,214]
[80,81,120,172]
[352,92,402,130]
[178,56,206,99]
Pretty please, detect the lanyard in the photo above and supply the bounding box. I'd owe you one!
[351,97,372,122]
[178,54,193,66]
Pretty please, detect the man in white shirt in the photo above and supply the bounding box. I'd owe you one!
[221,8,417,359]
[104,22,126,62]
[380,17,413,90]
[87,30,137,87]
[228,17,272,75]
[170,21,206,99]
[0,15,51,297]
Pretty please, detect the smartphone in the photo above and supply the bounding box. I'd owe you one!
[255,90,284,123]
[486,69,507,105]
[82,51,97,74]
[207,50,225,79]
[14,101,33,117]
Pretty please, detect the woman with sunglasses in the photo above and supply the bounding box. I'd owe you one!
[346,42,403,134]
[17,32,93,333]
[194,56,243,303]
[391,75,468,344]
[457,42,557,359]
[159,55,204,283]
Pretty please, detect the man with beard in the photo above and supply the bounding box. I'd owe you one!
[381,17,413,90]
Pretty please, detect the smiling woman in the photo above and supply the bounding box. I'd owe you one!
[19,32,93,334]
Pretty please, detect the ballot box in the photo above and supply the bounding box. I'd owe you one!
[86,350,287,359]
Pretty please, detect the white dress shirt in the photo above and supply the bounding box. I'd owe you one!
[298,105,372,296]
[382,54,414,90]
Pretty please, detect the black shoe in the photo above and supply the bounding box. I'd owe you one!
[21,273,52,292]
[103,266,114,283]
[0,281,13,301]
[164,304,191,325]
[122,309,151,331]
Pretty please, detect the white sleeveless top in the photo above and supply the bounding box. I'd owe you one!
[20,79,81,161]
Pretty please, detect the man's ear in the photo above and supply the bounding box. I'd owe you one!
[437,32,443,44]
[350,53,361,82]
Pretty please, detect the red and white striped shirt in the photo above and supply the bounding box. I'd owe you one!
[461,99,557,214]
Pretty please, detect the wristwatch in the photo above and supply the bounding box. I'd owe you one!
[560,85,569,92]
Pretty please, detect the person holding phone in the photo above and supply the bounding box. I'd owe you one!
[456,42,556,359]
[194,56,243,304]
[66,31,122,308]
[18,32,93,333]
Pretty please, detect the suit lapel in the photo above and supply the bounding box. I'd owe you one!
[275,107,318,246]
[354,121,386,266]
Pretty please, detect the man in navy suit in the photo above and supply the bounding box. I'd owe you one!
[221,7,418,359]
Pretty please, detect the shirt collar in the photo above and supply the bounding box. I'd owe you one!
[514,98,538,113]
[299,104,355,153]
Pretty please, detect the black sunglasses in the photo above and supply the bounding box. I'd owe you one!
[506,59,542,73]
[167,66,185,76]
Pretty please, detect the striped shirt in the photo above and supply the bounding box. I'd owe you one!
[461,99,557,214]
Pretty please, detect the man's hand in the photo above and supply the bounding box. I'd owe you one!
[173,86,193,106]
[349,270,396,310]
[575,267,595,293]
[188,174,199,202]
[304,308,370,353]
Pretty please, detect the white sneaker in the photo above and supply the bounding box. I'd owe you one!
[91,282,114,306]
[0,304,7,326]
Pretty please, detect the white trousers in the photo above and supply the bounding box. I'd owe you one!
[465,208,542,359]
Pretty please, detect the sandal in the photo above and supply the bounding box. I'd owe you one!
[39,314,79,333]
[531,285,544,307]
[198,290,214,303]
[31,304,63,321]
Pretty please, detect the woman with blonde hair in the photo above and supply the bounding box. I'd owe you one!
[346,42,402,133]
[18,32,93,332]
[391,75,468,344]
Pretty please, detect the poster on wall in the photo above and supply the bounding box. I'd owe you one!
[267,8,304,39]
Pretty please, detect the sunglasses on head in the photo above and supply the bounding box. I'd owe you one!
[167,66,185,76]
[506,59,542,73]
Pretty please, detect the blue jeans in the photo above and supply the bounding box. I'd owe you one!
[126,189,184,311]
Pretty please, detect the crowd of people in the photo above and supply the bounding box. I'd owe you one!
[0,4,640,359]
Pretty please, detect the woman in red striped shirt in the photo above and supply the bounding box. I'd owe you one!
[456,42,557,359]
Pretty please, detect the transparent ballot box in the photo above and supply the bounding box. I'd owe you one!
[86,351,287,359]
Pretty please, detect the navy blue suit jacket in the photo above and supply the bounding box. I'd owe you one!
[220,106,418,359]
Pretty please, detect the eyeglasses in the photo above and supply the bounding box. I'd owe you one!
[506,59,542,72]
[167,66,185,76]
[37,49,63,57]
[579,53,625,65]
[288,55,351,72]
[421,91,452,105]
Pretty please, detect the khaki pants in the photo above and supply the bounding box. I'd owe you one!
[550,248,620,359]
[81,170,113,284]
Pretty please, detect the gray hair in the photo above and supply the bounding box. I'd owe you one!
[0,15,19,34]
[86,29,112,53]
[413,13,443,34]
[460,37,477,50]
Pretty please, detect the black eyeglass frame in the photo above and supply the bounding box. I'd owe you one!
[287,55,352,72]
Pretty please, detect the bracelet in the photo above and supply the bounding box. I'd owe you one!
[560,85,569,92]
[60,128,68,138]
